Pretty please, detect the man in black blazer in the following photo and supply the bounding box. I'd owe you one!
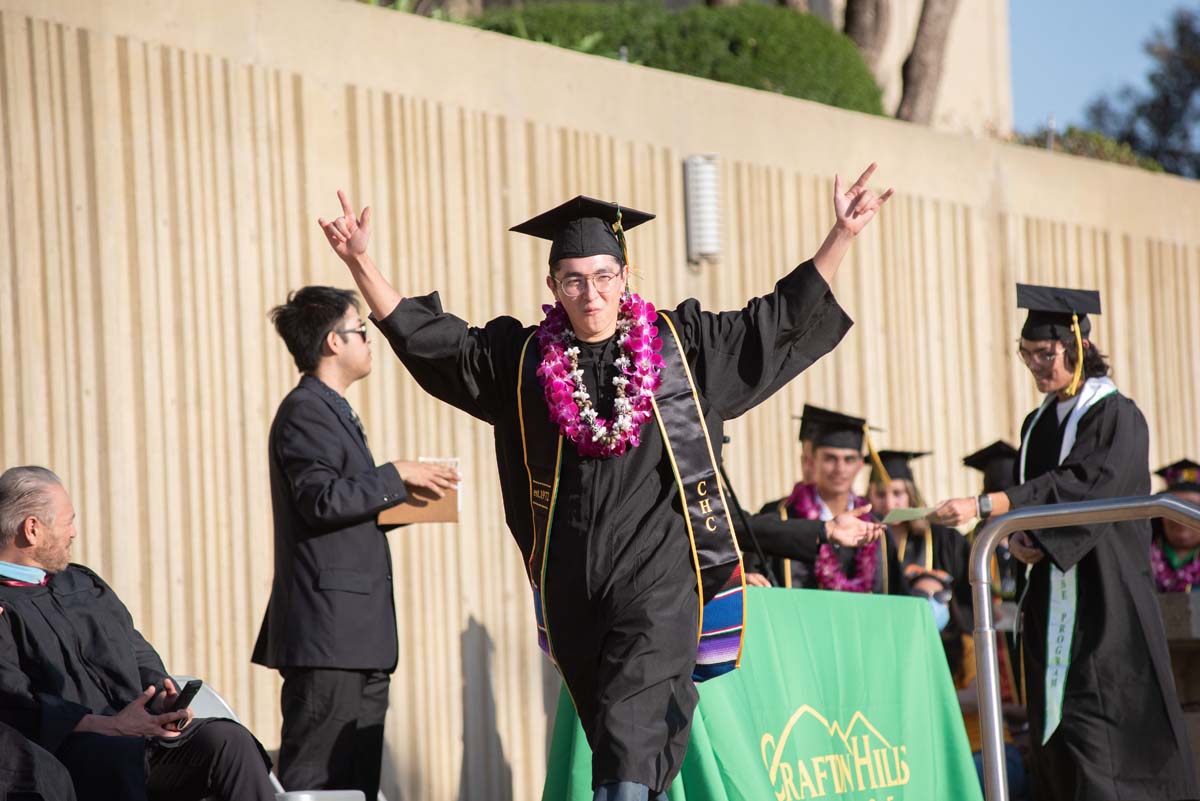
[252,286,457,800]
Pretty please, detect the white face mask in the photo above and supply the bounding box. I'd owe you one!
[927,596,951,632]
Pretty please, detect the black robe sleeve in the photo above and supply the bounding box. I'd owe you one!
[673,260,852,420]
[274,399,407,530]
[1003,395,1147,572]
[746,511,825,562]
[373,294,527,425]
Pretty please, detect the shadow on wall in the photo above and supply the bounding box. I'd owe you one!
[459,617,514,801]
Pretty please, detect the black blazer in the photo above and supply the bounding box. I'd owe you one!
[252,375,407,671]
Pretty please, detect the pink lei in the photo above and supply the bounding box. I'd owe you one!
[535,293,664,459]
[785,482,878,593]
[1150,538,1200,593]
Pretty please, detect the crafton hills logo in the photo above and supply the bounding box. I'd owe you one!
[761,705,911,801]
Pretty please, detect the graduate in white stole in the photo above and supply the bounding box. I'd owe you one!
[932,284,1198,801]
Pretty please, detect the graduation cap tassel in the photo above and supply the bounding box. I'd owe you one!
[612,207,638,293]
[863,424,891,486]
[1066,312,1084,398]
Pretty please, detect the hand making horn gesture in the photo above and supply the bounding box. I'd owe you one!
[319,190,373,264]
[833,162,894,237]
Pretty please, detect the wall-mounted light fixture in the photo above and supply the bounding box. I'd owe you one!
[683,155,721,266]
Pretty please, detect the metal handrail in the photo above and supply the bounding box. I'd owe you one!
[969,494,1200,801]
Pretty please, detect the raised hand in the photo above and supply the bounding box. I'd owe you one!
[833,163,894,237]
[318,190,373,264]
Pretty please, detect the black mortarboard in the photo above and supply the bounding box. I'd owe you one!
[806,409,868,452]
[1155,459,1200,493]
[795,404,837,444]
[510,195,655,266]
[870,450,929,484]
[1016,283,1101,341]
[963,441,1019,494]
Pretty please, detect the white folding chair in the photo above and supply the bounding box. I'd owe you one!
[174,676,366,801]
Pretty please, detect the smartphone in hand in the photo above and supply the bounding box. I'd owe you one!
[167,679,202,730]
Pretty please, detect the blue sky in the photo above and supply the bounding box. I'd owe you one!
[1009,0,1188,133]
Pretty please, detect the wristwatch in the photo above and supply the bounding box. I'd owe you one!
[977,494,994,520]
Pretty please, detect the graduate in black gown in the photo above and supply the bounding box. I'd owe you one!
[749,410,901,594]
[867,450,969,603]
[932,284,1198,801]
[316,167,892,800]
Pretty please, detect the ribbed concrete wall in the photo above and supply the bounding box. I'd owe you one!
[0,1,1197,799]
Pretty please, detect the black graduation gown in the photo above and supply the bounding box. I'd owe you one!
[1006,392,1198,801]
[0,719,76,800]
[374,260,850,792]
[892,523,970,603]
[748,497,909,595]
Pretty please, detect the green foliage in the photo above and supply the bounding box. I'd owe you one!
[472,1,667,58]
[471,2,884,115]
[1016,126,1164,173]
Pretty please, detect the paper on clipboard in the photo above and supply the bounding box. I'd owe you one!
[377,457,461,525]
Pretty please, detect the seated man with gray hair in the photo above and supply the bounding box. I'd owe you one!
[0,466,276,801]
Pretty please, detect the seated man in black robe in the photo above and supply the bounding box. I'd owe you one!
[316,164,891,800]
[0,466,276,801]
[932,284,1199,801]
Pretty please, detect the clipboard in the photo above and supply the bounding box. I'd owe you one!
[378,486,459,525]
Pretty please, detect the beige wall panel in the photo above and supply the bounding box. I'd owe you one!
[1,2,1198,800]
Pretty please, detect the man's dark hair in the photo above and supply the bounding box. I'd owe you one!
[1062,337,1112,379]
[270,287,361,373]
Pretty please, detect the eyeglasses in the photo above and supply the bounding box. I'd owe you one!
[1017,343,1060,366]
[336,322,369,342]
[553,270,624,299]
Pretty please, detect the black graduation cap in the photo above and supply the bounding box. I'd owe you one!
[905,565,954,600]
[794,405,883,448]
[803,408,869,452]
[1016,283,1102,341]
[870,450,929,484]
[963,440,1019,494]
[510,195,655,266]
[1155,459,1200,493]
[795,404,836,444]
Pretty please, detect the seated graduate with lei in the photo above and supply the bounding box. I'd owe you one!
[748,407,904,595]
[316,165,891,801]
[1150,459,1200,592]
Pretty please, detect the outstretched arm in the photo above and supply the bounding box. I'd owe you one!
[812,162,893,283]
[319,190,403,320]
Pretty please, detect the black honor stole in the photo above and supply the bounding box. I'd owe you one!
[517,311,746,682]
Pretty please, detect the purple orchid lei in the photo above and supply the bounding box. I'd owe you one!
[1150,538,1200,592]
[786,482,878,593]
[535,292,664,458]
